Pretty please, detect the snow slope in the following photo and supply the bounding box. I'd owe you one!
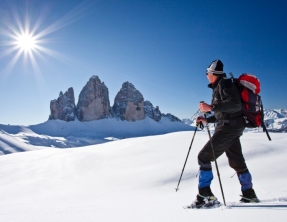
[0,131,286,222]
[0,129,46,154]
[0,117,193,153]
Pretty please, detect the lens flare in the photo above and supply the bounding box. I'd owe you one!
[0,1,93,78]
[16,33,36,51]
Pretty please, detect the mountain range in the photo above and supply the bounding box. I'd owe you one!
[0,74,286,155]
[182,109,287,132]
[49,75,180,123]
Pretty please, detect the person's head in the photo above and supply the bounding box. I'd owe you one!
[206,59,225,83]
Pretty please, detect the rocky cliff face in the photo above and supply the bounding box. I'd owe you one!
[49,87,76,121]
[144,101,161,122]
[162,113,181,122]
[49,76,182,123]
[76,76,110,121]
[113,82,145,121]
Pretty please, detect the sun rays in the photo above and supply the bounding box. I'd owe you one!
[0,1,94,78]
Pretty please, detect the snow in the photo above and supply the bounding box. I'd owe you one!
[0,130,286,221]
[0,117,193,153]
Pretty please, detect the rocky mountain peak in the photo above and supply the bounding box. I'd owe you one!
[48,76,182,124]
[113,82,145,121]
[49,87,76,121]
[76,76,110,121]
[144,101,161,122]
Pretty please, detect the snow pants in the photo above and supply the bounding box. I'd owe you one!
[197,124,253,190]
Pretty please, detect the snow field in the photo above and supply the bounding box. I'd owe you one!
[0,132,286,221]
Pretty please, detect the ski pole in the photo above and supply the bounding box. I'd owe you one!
[175,123,199,192]
[200,101,226,206]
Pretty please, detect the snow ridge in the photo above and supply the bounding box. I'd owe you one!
[0,117,193,154]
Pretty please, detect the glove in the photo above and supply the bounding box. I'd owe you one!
[196,116,207,124]
[196,116,206,130]
[198,102,212,112]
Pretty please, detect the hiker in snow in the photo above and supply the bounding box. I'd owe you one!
[193,59,259,208]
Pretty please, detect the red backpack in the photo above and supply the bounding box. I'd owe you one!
[231,73,271,141]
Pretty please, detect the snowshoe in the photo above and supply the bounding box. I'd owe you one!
[240,188,260,203]
[191,194,220,209]
[190,187,220,209]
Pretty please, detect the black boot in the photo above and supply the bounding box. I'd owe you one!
[240,188,260,203]
[191,187,219,208]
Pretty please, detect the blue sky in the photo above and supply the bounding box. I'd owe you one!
[0,0,286,125]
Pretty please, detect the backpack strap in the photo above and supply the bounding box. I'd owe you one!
[262,124,271,141]
[260,102,272,141]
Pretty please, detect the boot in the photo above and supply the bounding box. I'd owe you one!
[191,186,219,208]
[240,188,260,203]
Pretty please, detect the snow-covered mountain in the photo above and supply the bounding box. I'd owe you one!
[0,117,193,154]
[183,109,287,133]
[1,109,286,155]
[264,109,287,119]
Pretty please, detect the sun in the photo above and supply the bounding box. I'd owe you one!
[16,33,37,52]
[0,1,92,77]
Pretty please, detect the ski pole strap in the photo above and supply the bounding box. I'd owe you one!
[199,122,204,130]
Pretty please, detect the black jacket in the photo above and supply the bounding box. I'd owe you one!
[206,76,243,123]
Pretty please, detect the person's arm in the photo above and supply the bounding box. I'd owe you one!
[212,80,241,113]
[198,102,216,123]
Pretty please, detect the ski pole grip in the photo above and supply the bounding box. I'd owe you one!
[199,101,206,114]
[200,101,212,115]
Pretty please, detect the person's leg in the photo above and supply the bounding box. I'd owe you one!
[194,127,243,208]
[198,127,242,190]
[238,171,253,191]
[225,137,247,172]
[193,128,239,208]
[225,137,259,202]
[198,170,213,189]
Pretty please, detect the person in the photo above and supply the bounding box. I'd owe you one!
[192,59,259,208]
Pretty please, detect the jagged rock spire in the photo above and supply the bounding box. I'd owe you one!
[76,76,110,121]
[113,82,145,121]
[48,76,182,123]
[49,87,76,121]
[144,101,161,122]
